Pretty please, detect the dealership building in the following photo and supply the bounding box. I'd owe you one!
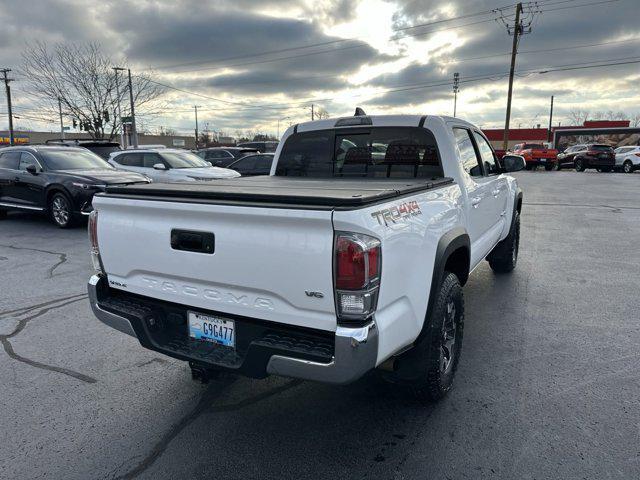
[482,120,639,150]
[0,130,196,149]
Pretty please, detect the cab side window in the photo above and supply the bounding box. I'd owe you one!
[0,151,21,170]
[19,152,40,171]
[453,128,482,177]
[473,131,499,175]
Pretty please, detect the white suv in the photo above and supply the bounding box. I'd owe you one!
[614,146,640,173]
[109,149,240,183]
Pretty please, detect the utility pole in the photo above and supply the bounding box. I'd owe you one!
[58,97,65,139]
[502,2,524,151]
[1,69,14,146]
[453,72,460,117]
[126,68,138,148]
[112,67,126,148]
[194,105,200,149]
[311,104,315,121]
[547,95,554,144]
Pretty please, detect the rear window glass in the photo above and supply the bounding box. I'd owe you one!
[523,144,544,149]
[275,127,443,179]
[591,145,613,151]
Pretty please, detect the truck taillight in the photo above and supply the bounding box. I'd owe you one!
[334,232,381,323]
[88,211,104,274]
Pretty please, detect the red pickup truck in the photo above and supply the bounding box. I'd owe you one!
[511,143,558,171]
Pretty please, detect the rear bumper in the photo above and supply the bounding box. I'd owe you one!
[88,274,378,384]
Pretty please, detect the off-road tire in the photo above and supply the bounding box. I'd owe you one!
[49,192,77,228]
[381,272,464,402]
[623,160,634,174]
[488,211,520,273]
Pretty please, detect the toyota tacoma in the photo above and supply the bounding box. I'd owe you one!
[87,112,524,401]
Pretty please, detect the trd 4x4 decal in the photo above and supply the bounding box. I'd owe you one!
[371,201,422,226]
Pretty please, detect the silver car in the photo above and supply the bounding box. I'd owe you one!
[108,149,240,183]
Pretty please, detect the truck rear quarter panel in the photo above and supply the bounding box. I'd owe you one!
[332,183,464,364]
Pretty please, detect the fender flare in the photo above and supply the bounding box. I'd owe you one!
[418,227,470,341]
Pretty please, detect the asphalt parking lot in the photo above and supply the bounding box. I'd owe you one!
[1,170,639,480]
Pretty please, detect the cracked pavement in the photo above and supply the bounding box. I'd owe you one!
[1,171,639,480]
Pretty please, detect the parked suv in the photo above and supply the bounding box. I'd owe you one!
[557,144,615,172]
[614,146,640,173]
[0,145,149,227]
[196,147,260,167]
[236,141,279,153]
[45,139,122,160]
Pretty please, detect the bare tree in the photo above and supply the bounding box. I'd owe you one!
[631,113,640,127]
[20,41,165,140]
[159,126,177,136]
[315,106,330,120]
[568,109,590,126]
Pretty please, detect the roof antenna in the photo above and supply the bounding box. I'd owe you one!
[354,107,366,117]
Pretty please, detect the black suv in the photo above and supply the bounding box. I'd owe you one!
[236,141,279,153]
[195,147,259,167]
[0,145,149,228]
[45,139,122,159]
[557,144,615,172]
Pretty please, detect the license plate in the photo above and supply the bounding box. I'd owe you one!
[539,158,546,162]
[188,311,235,348]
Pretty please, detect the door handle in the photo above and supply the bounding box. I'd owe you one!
[471,196,482,207]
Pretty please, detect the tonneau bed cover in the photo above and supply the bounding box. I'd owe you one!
[103,176,454,209]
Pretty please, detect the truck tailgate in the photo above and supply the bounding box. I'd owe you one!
[93,195,337,332]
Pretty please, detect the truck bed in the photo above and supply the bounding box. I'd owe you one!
[103,176,454,209]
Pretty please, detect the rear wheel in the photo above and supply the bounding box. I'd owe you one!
[488,211,520,273]
[49,192,77,228]
[544,164,553,171]
[575,158,585,172]
[601,167,612,173]
[0,208,7,220]
[623,160,634,173]
[382,272,464,402]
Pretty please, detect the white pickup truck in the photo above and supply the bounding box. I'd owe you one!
[88,113,524,401]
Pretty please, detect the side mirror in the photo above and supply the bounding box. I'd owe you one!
[26,164,38,175]
[502,155,526,173]
[153,163,167,170]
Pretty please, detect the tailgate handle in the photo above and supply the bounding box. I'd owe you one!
[170,229,215,254]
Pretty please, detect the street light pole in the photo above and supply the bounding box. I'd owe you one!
[194,105,200,149]
[127,68,138,149]
[58,97,65,140]
[1,68,14,146]
[112,67,126,148]
[453,72,460,117]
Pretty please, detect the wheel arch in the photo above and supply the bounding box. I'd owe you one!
[44,185,73,210]
[416,227,470,343]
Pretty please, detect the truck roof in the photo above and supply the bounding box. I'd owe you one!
[293,114,471,133]
[103,176,454,210]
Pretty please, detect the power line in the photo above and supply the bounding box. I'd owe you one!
[159,18,499,75]
[144,6,509,72]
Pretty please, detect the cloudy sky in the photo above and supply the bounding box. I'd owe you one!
[1,0,639,138]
